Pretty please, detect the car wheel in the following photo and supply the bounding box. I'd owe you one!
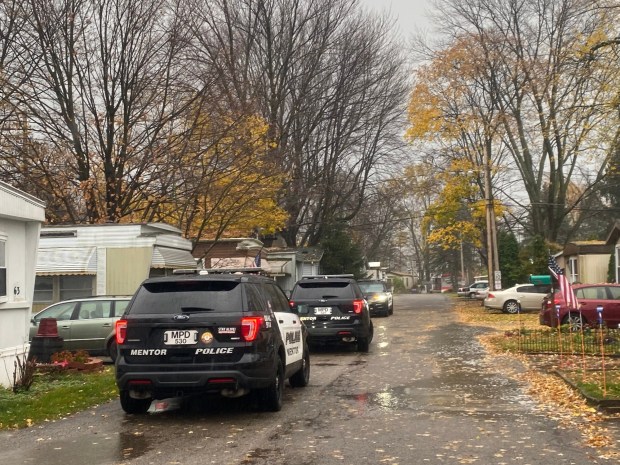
[261,357,284,412]
[503,300,520,314]
[289,349,310,388]
[119,390,151,414]
[468,292,476,298]
[389,304,394,315]
[108,339,118,362]
[562,313,585,331]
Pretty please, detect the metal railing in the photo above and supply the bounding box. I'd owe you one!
[501,327,620,356]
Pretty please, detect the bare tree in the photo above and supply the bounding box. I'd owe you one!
[432,0,620,243]
[185,0,409,247]
[0,1,39,169]
[3,0,197,223]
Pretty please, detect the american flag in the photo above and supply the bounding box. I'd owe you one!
[548,255,579,310]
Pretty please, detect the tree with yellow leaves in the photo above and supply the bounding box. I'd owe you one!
[410,0,620,245]
[131,107,288,251]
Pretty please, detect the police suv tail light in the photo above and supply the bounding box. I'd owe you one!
[353,299,364,314]
[115,319,127,344]
[241,316,264,342]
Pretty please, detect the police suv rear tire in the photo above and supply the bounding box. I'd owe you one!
[261,358,284,412]
[357,337,370,352]
[120,390,151,414]
[289,349,310,388]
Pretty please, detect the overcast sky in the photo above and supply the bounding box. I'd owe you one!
[360,0,435,39]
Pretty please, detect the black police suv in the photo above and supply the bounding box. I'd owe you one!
[288,275,373,352]
[114,269,310,414]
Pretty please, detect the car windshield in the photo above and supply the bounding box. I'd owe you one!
[358,283,385,293]
[129,280,243,314]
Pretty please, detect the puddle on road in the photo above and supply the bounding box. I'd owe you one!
[3,431,150,464]
[340,384,531,414]
[340,386,467,412]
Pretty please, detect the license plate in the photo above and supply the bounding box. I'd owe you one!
[313,307,332,315]
[163,329,198,345]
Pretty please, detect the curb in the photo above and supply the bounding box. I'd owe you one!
[553,368,620,412]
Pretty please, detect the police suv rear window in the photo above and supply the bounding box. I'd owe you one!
[128,280,243,314]
[293,281,354,299]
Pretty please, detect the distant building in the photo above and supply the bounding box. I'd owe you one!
[192,238,323,295]
[34,223,196,312]
[558,240,613,284]
[266,247,323,295]
[387,270,415,291]
[605,222,620,283]
[193,237,267,270]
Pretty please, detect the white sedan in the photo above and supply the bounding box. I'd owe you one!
[484,283,551,314]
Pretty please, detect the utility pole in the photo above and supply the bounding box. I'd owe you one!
[460,238,465,285]
[484,142,500,291]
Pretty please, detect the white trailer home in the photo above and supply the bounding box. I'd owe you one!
[0,182,45,387]
[34,223,197,312]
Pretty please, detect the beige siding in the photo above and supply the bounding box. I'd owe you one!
[579,254,610,284]
[106,248,152,295]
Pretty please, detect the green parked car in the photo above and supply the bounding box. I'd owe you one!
[29,296,132,361]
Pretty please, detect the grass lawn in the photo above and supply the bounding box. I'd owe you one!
[0,365,118,429]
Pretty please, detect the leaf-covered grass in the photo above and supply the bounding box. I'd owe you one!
[559,370,620,400]
[453,297,620,401]
[453,297,540,330]
[0,366,118,429]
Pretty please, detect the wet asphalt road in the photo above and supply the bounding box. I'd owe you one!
[0,293,609,464]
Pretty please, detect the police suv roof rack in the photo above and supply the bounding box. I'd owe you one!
[203,267,268,275]
[301,274,355,279]
[173,267,267,275]
[172,268,207,275]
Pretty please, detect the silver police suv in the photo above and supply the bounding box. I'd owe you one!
[114,269,310,414]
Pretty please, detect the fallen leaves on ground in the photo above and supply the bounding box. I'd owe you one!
[453,298,620,458]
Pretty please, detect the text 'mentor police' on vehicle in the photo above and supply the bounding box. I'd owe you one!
[114,269,310,414]
[288,275,374,352]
